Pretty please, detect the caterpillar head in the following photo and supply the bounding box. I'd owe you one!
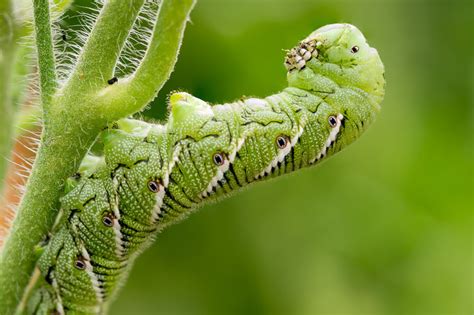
[286,23,385,158]
[286,23,385,100]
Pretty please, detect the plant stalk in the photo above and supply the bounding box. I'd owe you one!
[97,0,197,120]
[32,0,57,116]
[0,0,196,313]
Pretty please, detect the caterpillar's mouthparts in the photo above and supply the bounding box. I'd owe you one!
[284,39,321,71]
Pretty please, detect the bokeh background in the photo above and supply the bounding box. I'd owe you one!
[3,0,473,314]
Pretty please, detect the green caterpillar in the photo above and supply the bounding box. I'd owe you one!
[23,23,385,314]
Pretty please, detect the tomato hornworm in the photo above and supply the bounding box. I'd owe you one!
[23,23,385,314]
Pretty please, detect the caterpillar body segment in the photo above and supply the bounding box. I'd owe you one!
[24,24,385,314]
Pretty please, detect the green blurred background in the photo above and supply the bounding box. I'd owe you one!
[111,1,473,314]
[8,0,474,314]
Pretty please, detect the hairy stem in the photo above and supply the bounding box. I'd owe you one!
[0,0,16,193]
[0,1,58,312]
[32,0,57,115]
[97,0,196,120]
[63,0,145,94]
[128,0,196,104]
[0,1,195,313]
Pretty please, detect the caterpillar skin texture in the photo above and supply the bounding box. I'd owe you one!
[24,24,385,314]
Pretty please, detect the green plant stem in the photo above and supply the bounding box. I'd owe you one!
[0,0,141,311]
[32,0,57,115]
[0,1,195,313]
[97,0,196,120]
[0,0,16,193]
[0,1,58,313]
[128,0,196,104]
[63,0,145,94]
